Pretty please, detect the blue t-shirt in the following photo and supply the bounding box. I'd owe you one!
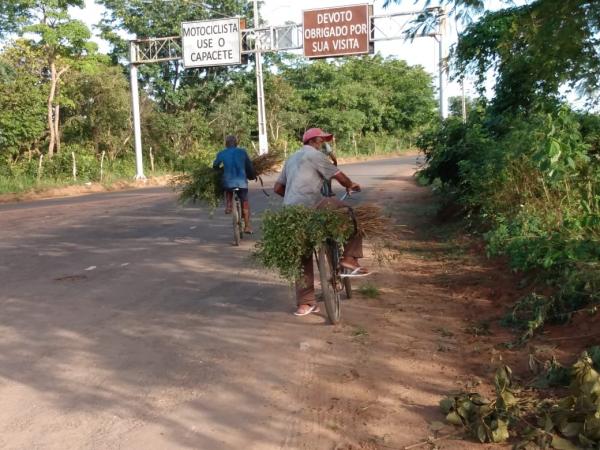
[212,147,255,189]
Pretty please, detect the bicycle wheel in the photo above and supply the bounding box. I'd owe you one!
[318,242,341,324]
[232,196,241,246]
[237,197,244,240]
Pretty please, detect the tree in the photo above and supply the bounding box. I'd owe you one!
[23,1,92,157]
[455,1,600,113]
[264,74,307,146]
[384,0,600,112]
[0,41,47,160]
[61,56,132,159]
[448,95,476,118]
[97,0,250,112]
[207,85,255,147]
[281,55,436,144]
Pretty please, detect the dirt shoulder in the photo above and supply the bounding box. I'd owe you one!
[0,175,173,204]
[0,151,415,205]
[293,164,599,449]
[285,171,518,449]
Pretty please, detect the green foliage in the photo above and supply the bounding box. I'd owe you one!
[441,366,516,443]
[442,352,600,448]
[0,41,46,156]
[24,4,92,59]
[532,357,576,389]
[0,0,85,39]
[454,1,600,113]
[61,57,132,159]
[254,206,353,282]
[280,55,437,151]
[207,85,255,145]
[386,1,599,111]
[419,102,600,341]
[97,0,250,111]
[448,95,476,119]
[171,163,223,209]
[357,283,380,298]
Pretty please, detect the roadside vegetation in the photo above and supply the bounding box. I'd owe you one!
[384,0,599,446]
[0,0,437,196]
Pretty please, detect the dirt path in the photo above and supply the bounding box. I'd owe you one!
[273,158,599,449]
[278,167,517,450]
[0,156,522,449]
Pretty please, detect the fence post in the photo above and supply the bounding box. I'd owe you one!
[149,146,155,173]
[72,152,77,181]
[37,154,44,182]
[100,151,106,182]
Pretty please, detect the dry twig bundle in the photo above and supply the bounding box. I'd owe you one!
[251,152,283,177]
[343,204,393,239]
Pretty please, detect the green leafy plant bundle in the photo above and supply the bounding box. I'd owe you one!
[254,206,354,282]
[171,164,223,209]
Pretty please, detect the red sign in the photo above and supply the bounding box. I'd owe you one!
[303,4,370,58]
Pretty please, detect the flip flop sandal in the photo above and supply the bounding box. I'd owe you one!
[340,266,371,278]
[293,304,320,316]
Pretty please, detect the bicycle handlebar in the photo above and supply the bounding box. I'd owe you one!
[340,190,360,201]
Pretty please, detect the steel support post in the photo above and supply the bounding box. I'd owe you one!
[253,0,269,155]
[438,8,448,120]
[129,42,146,180]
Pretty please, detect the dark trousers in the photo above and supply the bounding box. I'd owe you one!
[295,198,363,306]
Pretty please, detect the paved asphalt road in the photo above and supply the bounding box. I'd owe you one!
[0,155,418,449]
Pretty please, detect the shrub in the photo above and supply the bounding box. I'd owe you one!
[417,103,600,341]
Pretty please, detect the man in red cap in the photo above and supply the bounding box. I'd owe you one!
[274,128,368,316]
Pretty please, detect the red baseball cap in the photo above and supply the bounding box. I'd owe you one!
[302,128,333,144]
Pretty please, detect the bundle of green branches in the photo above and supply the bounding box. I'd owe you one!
[170,165,223,208]
[255,204,394,281]
[254,206,353,282]
[251,152,283,177]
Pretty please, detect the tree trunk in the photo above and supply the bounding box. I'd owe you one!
[47,62,57,158]
[54,104,60,154]
[46,61,68,158]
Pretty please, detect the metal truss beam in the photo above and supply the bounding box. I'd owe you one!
[129,10,441,64]
[131,36,182,64]
[128,7,447,179]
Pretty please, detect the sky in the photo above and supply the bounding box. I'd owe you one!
[70,0,488,101]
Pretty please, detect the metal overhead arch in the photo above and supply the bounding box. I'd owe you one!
[128,6,447,179]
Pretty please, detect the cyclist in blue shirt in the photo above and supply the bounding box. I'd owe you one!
[213,135,256,234]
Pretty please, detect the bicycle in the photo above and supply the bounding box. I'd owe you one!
[315,188,357,324]
[231,188,244,246]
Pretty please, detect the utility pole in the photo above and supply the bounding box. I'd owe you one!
[437,7,448,120]
[130,41,146,180]
[253,0,269,155]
